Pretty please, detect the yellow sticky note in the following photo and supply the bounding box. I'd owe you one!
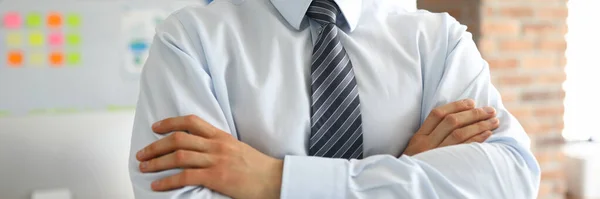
[29,32,44,46]
[30,52,45,66]
[6,33,22,47]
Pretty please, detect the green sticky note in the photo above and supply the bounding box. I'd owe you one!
[66,34,81,46]
[67,52,81,65]
[29,32,44,46]
[66,14,81,27]
[26,13,42,28]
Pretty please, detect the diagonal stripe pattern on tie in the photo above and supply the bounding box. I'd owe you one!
[307,0,363,159]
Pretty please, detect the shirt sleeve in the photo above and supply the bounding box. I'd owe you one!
[128,13,232,199]
[279,14,541,199]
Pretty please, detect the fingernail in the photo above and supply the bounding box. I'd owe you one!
[140,162,148,169]
[152,121,161,129]
[152,181,160,188]
[483,107,495,114]
[488,118,499,123]
[137,149,144,159]
[463,99,474,106]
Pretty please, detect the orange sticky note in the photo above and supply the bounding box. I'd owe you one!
[49,52,64,67]
[47,12,62,28]
[7,51,24,67]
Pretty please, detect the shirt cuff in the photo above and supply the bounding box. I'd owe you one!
[281,155,348,199]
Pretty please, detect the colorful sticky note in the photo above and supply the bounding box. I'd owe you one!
[49,52,64,67]
[67,52,81,65]
[7,50,24,67]
[66,34,81,46]
[26,13,42,28]
[29,32,44,46]
[49,32,63,46]
[66,13,81,28]
[6,33,22,47]
[3,12,21,29]
[30,52,45,66]
[47,12,62,28]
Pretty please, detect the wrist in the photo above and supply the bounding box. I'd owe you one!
[260,158,283,199]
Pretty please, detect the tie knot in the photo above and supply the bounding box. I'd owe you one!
[307,0,339,25]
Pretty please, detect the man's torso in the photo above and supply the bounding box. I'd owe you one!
[170,0,457,157]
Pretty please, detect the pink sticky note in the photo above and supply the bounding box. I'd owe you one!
[48,32,63,46]
[3,12,21,29]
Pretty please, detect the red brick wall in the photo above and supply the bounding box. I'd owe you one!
[418,0,568,198]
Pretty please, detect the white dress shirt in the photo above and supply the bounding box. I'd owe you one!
[128,0,541,198]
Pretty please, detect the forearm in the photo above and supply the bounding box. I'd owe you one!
[129,98,232,199]
[128,12,234,198]
[281,140,540,199]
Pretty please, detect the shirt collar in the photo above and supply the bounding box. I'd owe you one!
[270,0,362,32]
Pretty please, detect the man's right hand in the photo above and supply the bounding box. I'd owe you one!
[402,99,499,156]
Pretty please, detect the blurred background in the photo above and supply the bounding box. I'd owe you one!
[0,0,597,199]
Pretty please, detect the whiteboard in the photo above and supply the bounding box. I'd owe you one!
[0,0,204,117]
[0,0,207,198]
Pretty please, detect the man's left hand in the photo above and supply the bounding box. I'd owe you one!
[136,115,283,199]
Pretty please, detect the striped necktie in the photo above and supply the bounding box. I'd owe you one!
[307,0,363,159]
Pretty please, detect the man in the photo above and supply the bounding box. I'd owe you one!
[129,0,541,198]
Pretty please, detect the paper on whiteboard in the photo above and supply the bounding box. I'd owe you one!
[121,8,168,74]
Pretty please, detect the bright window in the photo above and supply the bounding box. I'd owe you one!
[563,0,600,141]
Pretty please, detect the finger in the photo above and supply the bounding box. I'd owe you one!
[152,169,209,191]
[137,131,212,161]
[438,118,499,147]
[464,130,493,144]
[417,99,476,135]
[153,115,219,138]
[429,106,496,145]
[140,150,214,173]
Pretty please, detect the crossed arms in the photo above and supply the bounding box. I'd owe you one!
[128,14,540,199]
